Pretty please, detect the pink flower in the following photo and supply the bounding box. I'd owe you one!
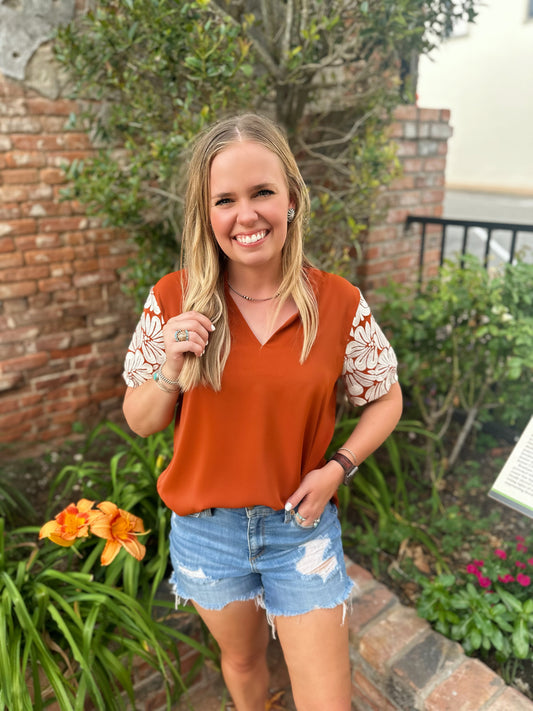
[494,549,507,559]
[467,564,480,574]
[516,573,531,587]
[478,576,491,588]
[528,558,533,566]
[516,535,525,542]
[472,560,484,568]
[516,543,528,553]
[516,561,527,570]
[498,574,515,583]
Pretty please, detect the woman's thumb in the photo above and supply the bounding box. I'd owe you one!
[284,485,305,512]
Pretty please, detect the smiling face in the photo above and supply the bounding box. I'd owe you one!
[209,140,294,276]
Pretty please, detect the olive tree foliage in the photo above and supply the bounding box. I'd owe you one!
[55,0,477,302]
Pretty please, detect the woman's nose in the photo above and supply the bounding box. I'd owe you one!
[237,201,258,225]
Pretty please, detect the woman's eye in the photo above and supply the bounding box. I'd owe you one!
[214,197,231,206]
[256,189,274,197]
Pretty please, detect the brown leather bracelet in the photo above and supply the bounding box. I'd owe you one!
[329,452,359,486]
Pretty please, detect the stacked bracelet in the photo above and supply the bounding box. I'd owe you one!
[337,446,357,466]
[153,365,180,394]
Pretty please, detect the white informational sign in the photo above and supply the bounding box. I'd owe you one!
[488,416,533,520]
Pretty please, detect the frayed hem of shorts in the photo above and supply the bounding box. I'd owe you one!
[169,578,355,639]
[258,581,355,639]
[168,575,264,613]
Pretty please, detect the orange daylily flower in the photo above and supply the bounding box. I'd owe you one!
[89,501,146,565]
[39,499,96,547]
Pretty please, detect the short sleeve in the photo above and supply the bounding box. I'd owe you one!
[122,288,166,387]
[342,293,398,406]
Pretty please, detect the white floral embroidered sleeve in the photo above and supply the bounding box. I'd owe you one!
[123,288,166,387]
[342,294,398,406]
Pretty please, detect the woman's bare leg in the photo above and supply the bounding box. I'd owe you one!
[193,599,271,711]
[276,605,351,711]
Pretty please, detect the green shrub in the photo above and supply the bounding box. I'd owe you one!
[417,534,533,683]
[377,256,533,475]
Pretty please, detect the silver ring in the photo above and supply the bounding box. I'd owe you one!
[295,511,306,523]
[174,329,189,342]
[313,518,321,528]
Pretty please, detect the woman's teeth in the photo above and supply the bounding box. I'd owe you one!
[235,230,267,245]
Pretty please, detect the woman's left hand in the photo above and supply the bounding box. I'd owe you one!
[284,461,344,528]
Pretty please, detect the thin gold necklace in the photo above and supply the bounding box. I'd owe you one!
[228,283,280,302]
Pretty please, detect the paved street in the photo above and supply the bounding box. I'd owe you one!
[440,190,533,265]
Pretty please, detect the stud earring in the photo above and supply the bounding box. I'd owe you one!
[287,207,295,223]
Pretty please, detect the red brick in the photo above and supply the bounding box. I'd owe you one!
[40,217,88,233]
[419,108,441,122]
[425,659,503,711]
[72,258,99,274]
[40,168,67,185]
[0,203,21,219]
[351,669,397,711]
[401,157,424,174]
[24,246,76,264]
[0,281,38,299]
[2,168,40,184]
[4,150,46,168]
[391,175,415,190]
[346,561,378,588]
[423,157,446,172]
[0,392,42,415]
[11,134,67,151]
[22,202,72,218]
[61,231,85,246]
[0,251,24,269]
[485,687,533,710]
[40,117,72,132]
[0,117,42,133]
[99,254,130,271]
[393,105,418,121]
[0,421,33,442]
[73,270,116,288]
[15,234,62,250]
[46,150,93,167]
[2,266,50,284]
[1,352,49,373]
[395,141,418,158]
[63,133,91,150]
[358,606,429,674]
[38,276,73,293]
[0,236,15,252]
[360,259,395,276]
[25,98,78,116]
[349,585,397,638]
[0,185,28,202]
[27,185,54,202]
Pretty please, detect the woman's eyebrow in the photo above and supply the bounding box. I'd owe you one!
[211,183,277,200]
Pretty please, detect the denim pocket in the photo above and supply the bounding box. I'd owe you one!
[187,508,214,519]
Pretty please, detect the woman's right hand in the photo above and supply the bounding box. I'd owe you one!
[161,311,216,379]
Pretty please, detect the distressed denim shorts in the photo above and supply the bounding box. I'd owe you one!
[168,501,354,624]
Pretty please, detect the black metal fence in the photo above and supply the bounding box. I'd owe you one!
[405,215,533,278]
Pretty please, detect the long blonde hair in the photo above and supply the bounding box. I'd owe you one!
[178,113,318,391]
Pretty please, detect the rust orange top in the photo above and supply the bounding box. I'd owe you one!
[124,268,398,515]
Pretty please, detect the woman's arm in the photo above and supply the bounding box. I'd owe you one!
[123,311,215,437]
[285,381,403,519]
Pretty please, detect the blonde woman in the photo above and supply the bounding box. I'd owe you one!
[123,113,402,711]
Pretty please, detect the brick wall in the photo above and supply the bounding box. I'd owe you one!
[0,75,450,451]
[0,74,137,451]
[359,105,452,294]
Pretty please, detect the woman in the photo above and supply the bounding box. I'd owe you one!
[123,113,402,711]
